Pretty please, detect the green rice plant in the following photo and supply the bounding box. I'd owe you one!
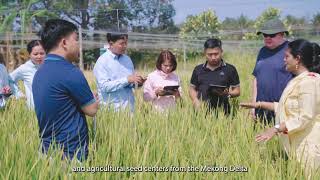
[0,52,319,179]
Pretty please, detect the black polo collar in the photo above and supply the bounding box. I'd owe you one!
[202,59,226,71]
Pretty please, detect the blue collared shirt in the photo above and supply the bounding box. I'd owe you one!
[33,54,95,161]
[10,60,40,109]
[93,49,135,111]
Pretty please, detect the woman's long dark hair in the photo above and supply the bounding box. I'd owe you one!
[288,39,320,73]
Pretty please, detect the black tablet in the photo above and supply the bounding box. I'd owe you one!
[208,84,229,96]
[159,85,179,96]
[163,85,179,91]
[208,84,228,90]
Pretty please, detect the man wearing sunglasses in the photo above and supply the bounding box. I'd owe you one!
[251,18,293,124]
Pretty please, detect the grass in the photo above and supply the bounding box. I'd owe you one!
[0,51,319,179]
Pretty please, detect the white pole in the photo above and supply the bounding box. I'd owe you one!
[116,9,120,31]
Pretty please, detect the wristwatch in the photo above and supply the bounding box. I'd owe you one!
[274,124,281,133]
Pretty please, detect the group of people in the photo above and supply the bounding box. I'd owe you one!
[93,33,240,114]
[0,18,320,174]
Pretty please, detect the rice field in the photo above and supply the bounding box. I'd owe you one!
[0,51,319,179]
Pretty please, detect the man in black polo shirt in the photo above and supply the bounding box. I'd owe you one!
[189,38,240,114]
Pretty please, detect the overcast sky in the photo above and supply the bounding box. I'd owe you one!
[173,0,320,24]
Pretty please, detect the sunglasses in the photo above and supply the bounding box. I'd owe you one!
[262,33,278,38]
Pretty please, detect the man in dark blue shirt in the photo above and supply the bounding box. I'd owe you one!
[251,18,293,123]
[33,19,99,161]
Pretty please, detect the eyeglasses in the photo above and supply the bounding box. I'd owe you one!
[262,33,278,38]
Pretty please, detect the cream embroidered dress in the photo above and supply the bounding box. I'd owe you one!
[274,71,320,172]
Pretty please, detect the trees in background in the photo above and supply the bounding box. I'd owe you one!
[284,15,307,27]
[179,9,220,40]
[222,15,253,31]
[0,0,57,33]
[243,7,282,40]
[94,0,178,33]
[0,0,178,33]
[312,12,320,36]
[221,14,254,40]
[284,15,309,38]
[0,2,319,38]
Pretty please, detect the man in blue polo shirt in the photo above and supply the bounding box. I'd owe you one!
[251,18,293,124]
[33,19,99,161]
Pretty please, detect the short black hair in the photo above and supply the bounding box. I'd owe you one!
[106,32,128,43]
[156,50,177,72]
[204,38,222,49]
[27,40,43,54]
[40,19,78,52]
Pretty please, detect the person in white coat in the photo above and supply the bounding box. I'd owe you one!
[10,40,45,109]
